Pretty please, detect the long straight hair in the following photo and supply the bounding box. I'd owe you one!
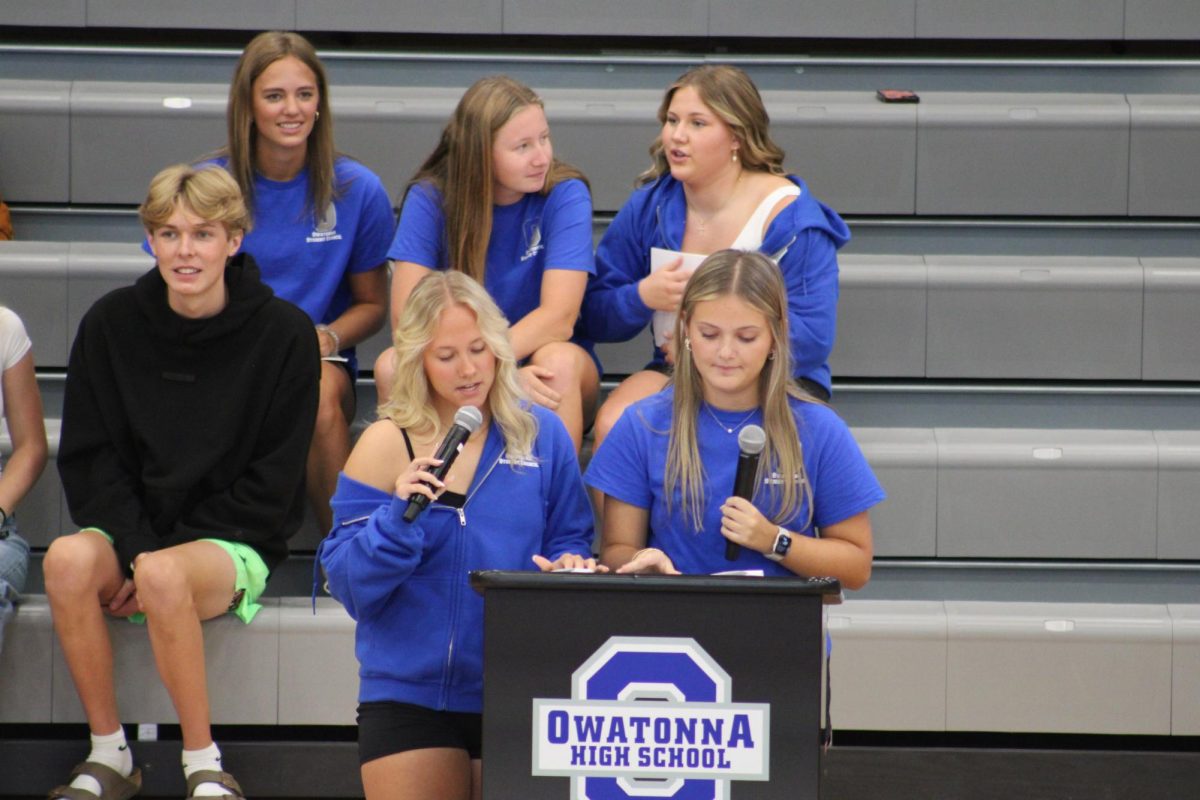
[640,64,787,186]
[225,31,337,218]
[408,75,587,284]
[380,270,537,462]
[666,249,815,530]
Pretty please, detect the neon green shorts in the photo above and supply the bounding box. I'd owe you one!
[87,529,269,624]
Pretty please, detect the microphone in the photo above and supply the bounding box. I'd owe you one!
[726,424,766,561]
[402,405,484,522]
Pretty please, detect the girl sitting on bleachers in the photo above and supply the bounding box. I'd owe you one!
[0,303,48,650]
[217,31,393,533]
[372,76,599,454]
[581,64,850,462]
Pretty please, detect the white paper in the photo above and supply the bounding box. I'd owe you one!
[649,247,707,347]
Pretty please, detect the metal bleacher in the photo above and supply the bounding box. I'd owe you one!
[1,3,1199,797]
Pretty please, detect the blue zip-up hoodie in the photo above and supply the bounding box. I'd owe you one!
[580,174,850,395]
[317,405,594,713]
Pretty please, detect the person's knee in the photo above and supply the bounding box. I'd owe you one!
[42,535,104,598]
[314,380,351,438]
[132,552,191,615]
[374,347,396,392]
[532,342,587,386]
[593,394,629,445]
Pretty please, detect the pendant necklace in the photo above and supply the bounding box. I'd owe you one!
[704,403,758,434]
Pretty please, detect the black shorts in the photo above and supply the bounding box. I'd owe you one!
[357,701,482,764]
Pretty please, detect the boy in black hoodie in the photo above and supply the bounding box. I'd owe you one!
[45,165,320,800]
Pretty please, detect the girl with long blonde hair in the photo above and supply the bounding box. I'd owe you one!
[321,270,600,800]
[586,250,880,588]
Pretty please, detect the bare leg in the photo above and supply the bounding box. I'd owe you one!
[43,530,128,736]
[587,369,671,514]
[361,748,474,800]
[528,342,601,455]
[307,361,355,533]
[372,346,397,410]
[133,541,237,750]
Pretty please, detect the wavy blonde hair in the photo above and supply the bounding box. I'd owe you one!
[139,163,251,237]
[225,31,337,218]
[379,270,536,461]
[408,75,588,285]
[667,249,815,530]
[640,64,787,186]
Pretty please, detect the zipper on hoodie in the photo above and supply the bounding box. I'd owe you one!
[438,452,502,709]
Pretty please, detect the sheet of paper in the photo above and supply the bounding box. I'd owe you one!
[649,247,707,347]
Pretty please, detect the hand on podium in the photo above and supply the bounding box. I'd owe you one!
[532,553,608,573]
[615,547,680,575]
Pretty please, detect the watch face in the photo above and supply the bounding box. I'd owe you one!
[774,531,791,556]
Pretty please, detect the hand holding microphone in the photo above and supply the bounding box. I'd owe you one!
[725,424,766,561]
[402,405,484,522]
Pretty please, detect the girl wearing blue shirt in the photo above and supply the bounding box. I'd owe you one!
[320,271,599,800]
[374,76,599,453]
[582,65,849,470]
[585,250,881,586]
[223,32,393,533]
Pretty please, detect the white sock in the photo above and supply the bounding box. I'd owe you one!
[70,728,133,796]
[182,742,228,797]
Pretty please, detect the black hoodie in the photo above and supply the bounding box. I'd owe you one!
[58,253,320,577]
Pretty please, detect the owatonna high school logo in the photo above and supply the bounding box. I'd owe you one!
[532,637,770,799]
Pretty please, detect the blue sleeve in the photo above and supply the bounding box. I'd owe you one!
[579,197,655,342]
[806,409,886,530]
[583,406,654,509]
[542,179,595,275]
[346,168,395,274]
[537,411,597,559]
[317,478,425,621]
[778,229,840,379]
[387,183,446,268]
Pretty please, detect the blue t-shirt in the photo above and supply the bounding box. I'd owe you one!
[584,387,885,576]
[388,178,594,328]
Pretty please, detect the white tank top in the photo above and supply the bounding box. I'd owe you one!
[729,184,801,250]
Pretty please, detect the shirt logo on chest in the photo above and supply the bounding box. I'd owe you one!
[520,223,544,262]
[306,204,343,244]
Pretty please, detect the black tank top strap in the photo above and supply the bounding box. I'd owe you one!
[399,427,416,461]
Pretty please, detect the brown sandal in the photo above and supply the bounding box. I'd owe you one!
[185,770,246,800]
[48,762,142,800]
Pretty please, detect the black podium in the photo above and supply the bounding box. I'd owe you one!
[470,571,840,800]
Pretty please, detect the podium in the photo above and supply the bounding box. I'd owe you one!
[470,571,840,799]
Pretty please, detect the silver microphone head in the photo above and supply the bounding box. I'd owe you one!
[454,405,485,433]
[737,424,766,456]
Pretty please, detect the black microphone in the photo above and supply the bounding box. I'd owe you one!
[403,405,484,522]
[726,424,766,561]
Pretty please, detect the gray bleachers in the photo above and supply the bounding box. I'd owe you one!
[1141,258,1200,380]
[914,0,1125,40]
[1124,0,1200,40]
[1128,95,1200,217]
[1154,431,1200,561]
[830,254,926,378]
[710,0,917,39]
[0,79,71,203]
[9,0,1199,40]
[70,81,227,205]
[916,93,1130,217]
[8,78,1195,216]
[853,428,937,558]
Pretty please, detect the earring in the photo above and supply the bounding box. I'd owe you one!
[684,338,692,352]
[767,350,775,361]
[731,150,738,162]
[315,110,320,119]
